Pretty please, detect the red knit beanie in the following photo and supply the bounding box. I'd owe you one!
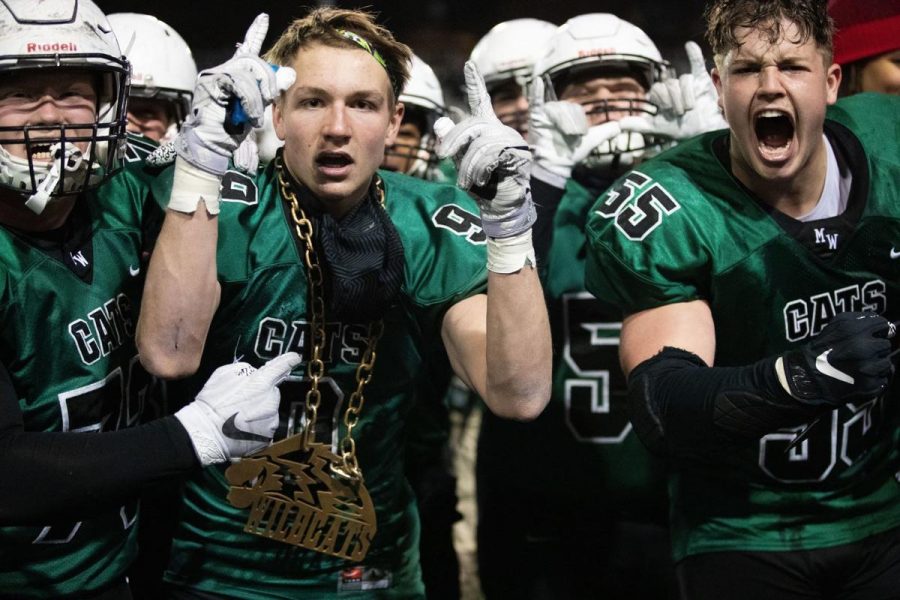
[829,0,900,65]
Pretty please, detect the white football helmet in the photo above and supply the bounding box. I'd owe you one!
[534,13,671,172]
[383,54,447,180]
[0,0,130,213]
[108,13,197,142]
[469,19,557,133]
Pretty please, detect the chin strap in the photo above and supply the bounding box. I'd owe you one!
[24,143,85,215]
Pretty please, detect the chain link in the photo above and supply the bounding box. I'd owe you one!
[276,157,385,481]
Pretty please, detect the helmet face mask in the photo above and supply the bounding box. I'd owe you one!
[383,117,440,178]
[0,0,130,211]
[382,55,446,180]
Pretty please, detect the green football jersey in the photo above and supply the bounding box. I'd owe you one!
[435,158,458,185]
[478,177,667,519]
[404,155,459,479]
[164,166,487,598]
[0,166,158,596]
[584,93,900,561]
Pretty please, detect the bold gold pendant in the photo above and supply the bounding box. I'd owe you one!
[225,434,377,561]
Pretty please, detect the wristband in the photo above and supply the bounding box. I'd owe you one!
[168,157,223,215]
[486,229,537,273]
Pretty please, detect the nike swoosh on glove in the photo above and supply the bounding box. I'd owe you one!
[175,352,301,466]
[779,312,894,407]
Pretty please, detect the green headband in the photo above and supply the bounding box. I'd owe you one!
[337,29,401,98]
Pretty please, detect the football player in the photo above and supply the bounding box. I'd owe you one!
[107,12,198,143]
[585,0,900,597]
[477,13,725,599]
[382,54,452,182]
[137,7,550,599]
[468,18,557,138]
[0,1,296,598]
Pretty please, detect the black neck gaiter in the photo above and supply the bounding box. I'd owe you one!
[279,163,405,323]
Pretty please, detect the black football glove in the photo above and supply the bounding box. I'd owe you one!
[780,311,894,407]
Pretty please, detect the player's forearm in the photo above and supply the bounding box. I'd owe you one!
[628,347,810,458]
[0,416,198,525]
[137,208,220,379]
[483,267,551,420]
[630,311,894,458]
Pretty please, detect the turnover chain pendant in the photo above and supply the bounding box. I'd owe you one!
[225,434,377,560]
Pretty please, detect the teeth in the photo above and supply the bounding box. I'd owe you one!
[758,110,788,118]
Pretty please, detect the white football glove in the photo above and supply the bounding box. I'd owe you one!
[169,14,295,213]
[175,352,300,466]
[232,130,260,174]
[528,77,648,188]
[434,61,535,240]
[174,14,294,177]
[629,42,727,142]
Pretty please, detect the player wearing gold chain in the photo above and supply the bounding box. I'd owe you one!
[137,7,551,598]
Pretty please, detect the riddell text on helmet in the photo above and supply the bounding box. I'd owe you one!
[26,42,78,53]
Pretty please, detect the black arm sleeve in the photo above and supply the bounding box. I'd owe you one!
[530,175,567,267]
[628,347,821,459]
[0,362,199,525]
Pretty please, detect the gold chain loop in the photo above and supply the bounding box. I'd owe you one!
[276,157,384,480]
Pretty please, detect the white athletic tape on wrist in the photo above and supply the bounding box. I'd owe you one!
[168,157,222,215]
[486,229,536,273]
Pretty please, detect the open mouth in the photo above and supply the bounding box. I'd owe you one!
[754,110,794,160]
[316,151,353,170]
[28,142,56,162]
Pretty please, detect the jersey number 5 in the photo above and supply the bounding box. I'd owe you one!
[595,171,680,241]
[562,292,631,444]
[758,398,884,484]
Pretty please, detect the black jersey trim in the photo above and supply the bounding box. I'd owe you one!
[712,120,870,264]
[767,121,868,261]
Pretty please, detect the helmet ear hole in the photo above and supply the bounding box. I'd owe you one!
[0,0,130,200]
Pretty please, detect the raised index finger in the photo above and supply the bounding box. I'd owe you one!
[251,352,301,388]
[685,41,709,79]
[236,13,269,57]
[463,61,495,119]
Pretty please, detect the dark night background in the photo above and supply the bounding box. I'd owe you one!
[95,0,711,107]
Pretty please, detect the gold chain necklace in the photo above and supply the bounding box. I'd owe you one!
[225,157,385,560]
[276,157,385,480]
